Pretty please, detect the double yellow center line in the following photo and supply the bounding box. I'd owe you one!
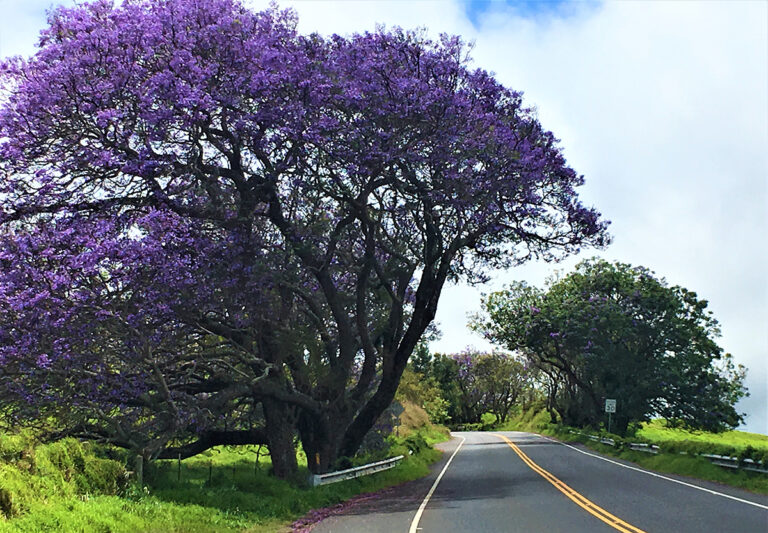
[492,434,646,533]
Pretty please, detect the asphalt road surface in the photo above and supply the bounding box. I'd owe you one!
[312,431,768,533]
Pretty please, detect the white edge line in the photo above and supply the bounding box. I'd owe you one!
[538,434,768,511]
[408,435,466,533]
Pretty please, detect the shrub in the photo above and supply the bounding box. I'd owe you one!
[402,434,430,455]
[0,435,127,519]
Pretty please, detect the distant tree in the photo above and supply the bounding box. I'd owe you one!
[473,259,748,434]
[0,0,608,475]
[410,342,434,377]
[396,367,450,424]
[430,354,465,423]
[397,341,450,423]
[473,352,530,424]
[447,350,533,424]
[451,350,487,424]
[518,365,545,412]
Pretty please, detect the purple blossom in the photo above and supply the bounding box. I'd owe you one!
[0,0,609,464]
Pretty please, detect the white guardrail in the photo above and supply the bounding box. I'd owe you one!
[309,455,405,487]
[698,453,768,474]
[569,430,768,474]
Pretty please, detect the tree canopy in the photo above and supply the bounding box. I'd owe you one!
[451,350,532,424]
[472,259,747,434]
[0,0,608,476]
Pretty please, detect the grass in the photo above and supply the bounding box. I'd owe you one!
[147,438,442,531]
[0,433,128,520]
[0,443,441,533]
[0,420,449,533]
[637,419,768,453]
[395,400,451,445]
[496,406,768,495]
[575,439,768,495]
[493,405,554,434]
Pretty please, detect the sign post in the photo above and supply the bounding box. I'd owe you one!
[390,402,405,437]
[604,398,616,434]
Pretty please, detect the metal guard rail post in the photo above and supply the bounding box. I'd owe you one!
[309,455,405,487]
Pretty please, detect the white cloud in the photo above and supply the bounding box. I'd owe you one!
[0,1,68,58]
[3,0,766,432]
[268,0,767,433]
[444,0,768,433]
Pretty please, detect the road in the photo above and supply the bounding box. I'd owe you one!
[311,431,768,533]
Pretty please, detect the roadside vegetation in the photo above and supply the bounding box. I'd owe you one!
[495,405,768,495]
[636,419,768,457]
[0,401,448,532]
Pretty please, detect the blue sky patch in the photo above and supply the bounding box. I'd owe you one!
[462,0,599,25]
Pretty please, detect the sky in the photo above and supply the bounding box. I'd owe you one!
[1,0,766,433]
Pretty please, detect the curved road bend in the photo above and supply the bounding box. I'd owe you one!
[312,431,768,533]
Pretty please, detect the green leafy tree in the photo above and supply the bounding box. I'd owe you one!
[410,341,434,377]
[473,352,530,424]
[396,368,450,424]
[440,349,534,424]
[472,259,748,435]
[430,354,465,423]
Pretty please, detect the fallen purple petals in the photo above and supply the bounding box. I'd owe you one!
[290,488,396,532]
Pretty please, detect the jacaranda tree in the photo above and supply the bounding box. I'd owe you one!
[0,0,609,476]
[447,350,534,424]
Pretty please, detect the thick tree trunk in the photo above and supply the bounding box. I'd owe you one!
[156,428,269,459]
[554,404,568,424]
[263,398,298,479]
[338,371,403,459]
[298,410,347,474]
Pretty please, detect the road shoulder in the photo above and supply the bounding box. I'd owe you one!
[291,437,461,533]
[535,432,768,507]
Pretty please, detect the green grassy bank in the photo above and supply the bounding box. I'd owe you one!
[636,419,768,459]
[496,406,768,495]
[0,410,448,532]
